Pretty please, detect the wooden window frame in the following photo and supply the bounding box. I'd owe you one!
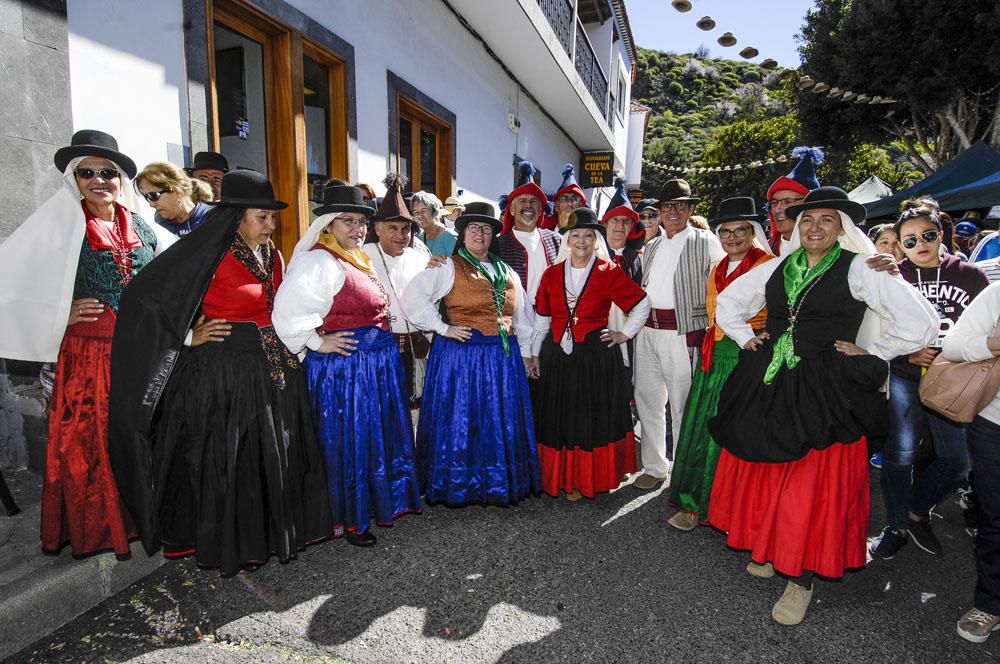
[396,94,453,201]
[205,0,349,258]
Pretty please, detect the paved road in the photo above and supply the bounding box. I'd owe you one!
[6,471,994,663]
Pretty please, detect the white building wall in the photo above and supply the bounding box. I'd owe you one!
[66,0,190,172]
[285,0,579,203]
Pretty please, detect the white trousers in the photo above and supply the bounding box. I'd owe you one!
[633,326,694,479]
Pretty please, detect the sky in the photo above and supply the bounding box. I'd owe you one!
[625,0,818,68]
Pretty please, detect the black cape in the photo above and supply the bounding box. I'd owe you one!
[108,206,242,554]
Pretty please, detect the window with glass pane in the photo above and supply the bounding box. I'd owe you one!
[419,128,437,193]
[303,55,331,192]
[398,117,413,189]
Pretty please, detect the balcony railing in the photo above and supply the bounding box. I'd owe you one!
[537,0,610,127]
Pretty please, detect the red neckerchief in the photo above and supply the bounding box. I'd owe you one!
[700,246,767,372]
[82,201,142,284]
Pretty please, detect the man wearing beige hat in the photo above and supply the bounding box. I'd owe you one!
[442,196,464,230]
[633,179,725,490]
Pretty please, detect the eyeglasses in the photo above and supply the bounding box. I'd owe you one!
[638,212,658,220]
[660,202,690,212]
[75,168,119,180]
[606,218,634,227]
[717,226,752,239]
[141,190,169,202]
[556,195,581,204]
[335,217,368,229]
[465,223,494,235]
[770,197,804,207]
[901,229,940,249]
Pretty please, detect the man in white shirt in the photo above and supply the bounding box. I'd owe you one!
[363,205,432,406]
[766,147,823,255]
[495,161,561,305]
[633,179,725,489]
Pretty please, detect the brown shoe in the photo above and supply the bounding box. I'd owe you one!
[566,489,583,502]
[667,511,699,531]
[632,473,666,490]
[772,580,813,626]
[747,561,775,579]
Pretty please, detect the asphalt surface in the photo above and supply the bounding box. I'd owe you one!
[5,469,994,663]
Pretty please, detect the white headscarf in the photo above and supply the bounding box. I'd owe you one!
[0,157,175,361]
[292,212,341,258]
[714,218,774,256]
[788,209,883,353]
[554,228,613,264]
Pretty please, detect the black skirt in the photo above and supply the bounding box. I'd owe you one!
[534,328,635,451]
[708,341,888,463]
[153,323,331,574]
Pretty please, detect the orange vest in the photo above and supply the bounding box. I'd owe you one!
[705,252,773,340]
[444,258,516,335]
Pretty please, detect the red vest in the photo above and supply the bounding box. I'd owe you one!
[312,244,389,331]
[202,251,282,327]
[535,259,646,342]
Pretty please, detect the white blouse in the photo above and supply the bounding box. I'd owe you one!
[715,254,938,361]
[273,249,349,355]
[400,258,536,358]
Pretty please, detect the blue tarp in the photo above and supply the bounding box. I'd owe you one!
[864,141,1000,219]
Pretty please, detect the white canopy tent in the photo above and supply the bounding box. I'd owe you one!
[849,176,894,204]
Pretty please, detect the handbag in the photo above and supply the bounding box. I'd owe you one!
[918,317,1000,423]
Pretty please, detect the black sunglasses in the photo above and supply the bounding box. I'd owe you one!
[75,167,120,180]
[141,190,170,202]
[638,212,658,219]
[901,229,940,250]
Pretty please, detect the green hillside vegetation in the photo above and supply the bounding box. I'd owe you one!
[633,47,921,214]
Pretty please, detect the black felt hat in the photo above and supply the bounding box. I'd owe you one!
[214,170,287,210]
[560,207,606,236]
[186,151,230,174]
[314,183,375,217]
[54,129,137,179]
[786,186,866,226]
[455,201,501,234]
[637,198,660,212]
[709,197,762,228]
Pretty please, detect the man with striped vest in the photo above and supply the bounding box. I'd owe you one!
[633,179,725,490]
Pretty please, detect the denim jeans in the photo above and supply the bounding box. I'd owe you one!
[881,374,971,530]
[968,416,1000,615]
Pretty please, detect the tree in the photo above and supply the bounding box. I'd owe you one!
[797,0,1000,172]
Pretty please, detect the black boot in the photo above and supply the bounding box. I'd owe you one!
[345,530,377,547]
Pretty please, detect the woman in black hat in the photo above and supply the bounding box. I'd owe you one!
[0,129,173,557]
[531,208,651,500]
[402,201,541,506]
[667,197,773,532]
[108,169,331,574]
[704,186,938,625]
[273,176,421,547]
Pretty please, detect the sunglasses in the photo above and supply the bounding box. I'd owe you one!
[75,168,119,180]
[901,229,940,250]
[141,190,170,202]
[638,212,658,220]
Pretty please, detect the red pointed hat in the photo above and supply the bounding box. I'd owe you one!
[601,177,643,242]
[553,163,587,204]
[766,146,824,234]
[501,161,548,234]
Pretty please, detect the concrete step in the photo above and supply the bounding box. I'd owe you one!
[0,469,165,661]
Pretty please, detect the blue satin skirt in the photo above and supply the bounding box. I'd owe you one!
[305,326,421,534]
[416,331,541,506]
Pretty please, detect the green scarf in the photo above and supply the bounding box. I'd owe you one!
[763,244,842,384]
[458,247,512,356]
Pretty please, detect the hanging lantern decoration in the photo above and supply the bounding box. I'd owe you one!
[778,69,797,81]
[842,91,857,102]
[717,32,737,47]
[797,75,815,90]
[739,46,759,59]
[811,82,830,94]
[827,87,843,98]
[760,58,778,69]
[855,93,871,103]
[696,15,715,30]
[671,0,693,12]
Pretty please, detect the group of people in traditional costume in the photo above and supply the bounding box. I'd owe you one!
[5,130,1000,644]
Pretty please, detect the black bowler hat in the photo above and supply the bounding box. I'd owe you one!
[456,201,501,235]
[560,207,606,237]
[215,170,287,210]
[186,151,229,174]
[314,183,374,217]
[54,129,137,179]
[786,186,866,226]
[658,178,700,202]
[709,197,762,228]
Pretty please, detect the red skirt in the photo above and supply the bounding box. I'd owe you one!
[41,309,136,556]
[538,433,636,498]
[707,437,869,579]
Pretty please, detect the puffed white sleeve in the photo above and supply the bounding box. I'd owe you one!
[942,281,1000,362]
[400,259,456,335]
[273,250,346,355]
[622,296,652,339]
[847,255,939,360]
[716,259,782,348]
[508,268,536,358]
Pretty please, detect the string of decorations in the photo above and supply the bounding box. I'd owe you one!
[642,150,801,175]
[796,75,900,106]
